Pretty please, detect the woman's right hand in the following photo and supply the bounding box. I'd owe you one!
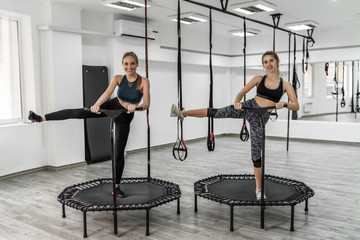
[233,102,243,110]
[90,105,101,114]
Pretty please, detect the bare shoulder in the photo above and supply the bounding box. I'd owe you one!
[251,75,264,85]
[113,75,123,85]
[141,77,150,85]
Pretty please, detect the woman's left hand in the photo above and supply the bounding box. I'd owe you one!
[276,102,286,109]
[127,104,136,113]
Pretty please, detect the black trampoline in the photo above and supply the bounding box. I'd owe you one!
[193,105,315,232]
[194,174,314,231]
[58,177,181,237]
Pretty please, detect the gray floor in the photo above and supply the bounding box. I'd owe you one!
[1,135,359,240]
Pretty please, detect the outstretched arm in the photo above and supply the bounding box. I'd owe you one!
[233,75,261,109]
[91,75,121,113]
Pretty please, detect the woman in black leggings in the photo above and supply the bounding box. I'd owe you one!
[29,52,150,198]
[170,51,299,200]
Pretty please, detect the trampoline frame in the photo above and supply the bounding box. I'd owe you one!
[194,174,314,231]
[58,177,181,237]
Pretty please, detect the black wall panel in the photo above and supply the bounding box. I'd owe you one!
[82,65,111,163]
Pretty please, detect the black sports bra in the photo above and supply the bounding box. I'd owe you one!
[256,75,283,103]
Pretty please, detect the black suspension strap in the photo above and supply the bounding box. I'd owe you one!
[325,62,329,76]
[340,62,346,108]
[271,13,282,51]
[220,0,229,11]
[207,9,215,151]
[356,61,360,117]
[144,0,151,179]
[331,62,339,122]
[240,19,249,142]
[286,32,292,151]
[291,35,300,120]
[351,61,354,113]
[173,0,187,161]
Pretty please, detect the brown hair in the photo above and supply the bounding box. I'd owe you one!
[122,51,142,90]
[262,51,280,74]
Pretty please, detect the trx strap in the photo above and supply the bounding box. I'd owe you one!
[271,14,282,51]
[207,9,215,151]
[325,62,329,76]
[286,32,292,151]
[220,0,229,11]
[144,0,151,178]
[340,62,346,108]
[173,0,187,161]
[356,60,360,116]
[240,19,249,142]
[331,62,339,122]
[292,35,300,120]
[351,61,354,113]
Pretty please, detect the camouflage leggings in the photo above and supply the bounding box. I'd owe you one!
[212,98,270,165]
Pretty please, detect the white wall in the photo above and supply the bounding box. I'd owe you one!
[1,1,360,177]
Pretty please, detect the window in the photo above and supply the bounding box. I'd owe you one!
[0,17,22,123]
[303,63,312,98]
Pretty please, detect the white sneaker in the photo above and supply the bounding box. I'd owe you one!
[170,104,181,117]
[256,189,267,200]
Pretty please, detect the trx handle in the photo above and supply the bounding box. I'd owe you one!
[207,9,215,152]
[173,117,188,161]
[240,119,249,142]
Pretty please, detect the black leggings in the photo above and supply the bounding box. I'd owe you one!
[45,98,134,184]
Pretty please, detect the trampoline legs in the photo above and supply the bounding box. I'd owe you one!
[290,205,295,232]
[194,194,198,213]
[177,198,181,214]
[230,206,234,232]
[305,199,309,212]
[62,203,66,218]
[113,210,118,235]
[261,205,265,229]
[146,209,150,236]
[83,211,87,238]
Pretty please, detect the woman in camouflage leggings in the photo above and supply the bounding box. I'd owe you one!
[170,51,299,200]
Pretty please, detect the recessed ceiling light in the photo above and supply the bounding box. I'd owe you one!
[231,0,276,15]
[229,28,261,37]
[168,12,208,24]
[101,0,150,11]
[284,20,318,31]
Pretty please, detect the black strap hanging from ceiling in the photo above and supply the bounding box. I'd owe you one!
[351,61,355,113]
[240,19,249,142]
[331,62,339,122]
[207,9,215,151]
[286,32,292,151]
[292,35,300,120]
[144,0,151,177]
[220,0,229,11]
[173,0,188,161]
[356,61,360,116]
[271,13,282,51]
[340,61,346,108]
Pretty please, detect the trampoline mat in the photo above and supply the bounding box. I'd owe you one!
[207,179,298,202]
[74,182,166,206]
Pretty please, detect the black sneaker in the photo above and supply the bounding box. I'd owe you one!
[114,187,127,198]
[28,111,42,123]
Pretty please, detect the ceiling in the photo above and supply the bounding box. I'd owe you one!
[52,0,360,36]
